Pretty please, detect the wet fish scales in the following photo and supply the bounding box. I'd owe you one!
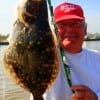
[3,0,59,100]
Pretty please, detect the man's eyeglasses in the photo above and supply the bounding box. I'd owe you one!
[57,21,84,29]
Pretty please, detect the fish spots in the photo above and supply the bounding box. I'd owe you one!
[2,0,60,100]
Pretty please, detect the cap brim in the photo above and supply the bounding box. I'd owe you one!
[55,15,84,23]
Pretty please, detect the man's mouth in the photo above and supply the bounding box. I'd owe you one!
[63,34,77,41]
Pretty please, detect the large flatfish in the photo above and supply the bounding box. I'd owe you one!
[2,0,60,100]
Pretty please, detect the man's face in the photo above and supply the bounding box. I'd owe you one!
[56,19,87,53]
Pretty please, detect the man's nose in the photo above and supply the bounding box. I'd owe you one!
[64,25,73,32]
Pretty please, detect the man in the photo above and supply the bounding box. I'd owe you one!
[53,2,99,100]
[30,2,100,100]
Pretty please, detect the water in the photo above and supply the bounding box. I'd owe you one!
[83,41,100,51]
[0,41,100,100]
[0,45,30,100]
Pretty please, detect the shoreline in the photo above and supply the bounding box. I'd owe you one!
[84,39,100,41]
[0,41,9,45]
[0,39,100,45]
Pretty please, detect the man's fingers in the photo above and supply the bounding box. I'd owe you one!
[71,85,98,100]
[71,86,85,100]
[71,92,85,100]
[71,85,86,93]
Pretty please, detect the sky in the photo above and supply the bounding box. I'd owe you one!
[0,0,100,35]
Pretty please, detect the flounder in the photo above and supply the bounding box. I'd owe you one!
[2,0,59,100]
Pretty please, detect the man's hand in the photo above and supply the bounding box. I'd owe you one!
[71,85,98,100]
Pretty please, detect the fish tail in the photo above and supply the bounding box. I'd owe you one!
[18,0,48,24]
[33,94,44,100]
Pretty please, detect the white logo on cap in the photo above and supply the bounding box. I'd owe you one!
[60,4,75,12]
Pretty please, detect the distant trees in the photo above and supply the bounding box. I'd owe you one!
[0,34,9,41]
[85,32,100,40]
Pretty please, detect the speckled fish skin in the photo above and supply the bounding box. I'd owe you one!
[3,0,59,100]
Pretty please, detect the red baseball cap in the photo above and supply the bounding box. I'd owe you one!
[53,2,85,23]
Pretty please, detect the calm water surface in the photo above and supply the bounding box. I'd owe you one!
[83,41,100,51]
[0,45,30,100]
[0,41,100,100]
